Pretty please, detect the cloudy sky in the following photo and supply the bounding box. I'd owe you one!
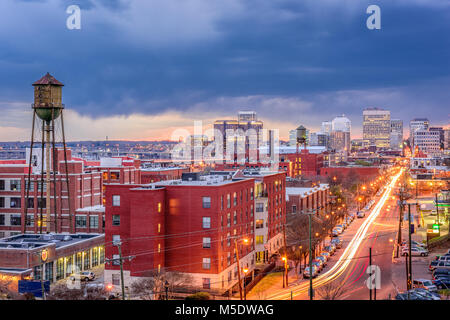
[0,0,449,141]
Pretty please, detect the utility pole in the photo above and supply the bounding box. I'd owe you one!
[369,247,372,301]
[435,193,440,225]
[234,239,243,300]
[283,224,288,287]
[408,204,412,291]
[308,210,314,300]
[117,242,126,300]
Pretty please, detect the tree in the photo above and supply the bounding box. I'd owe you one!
[316,281,348,300]
[130,270,193,300]
[0,278,23,300]
[46,283,108,300]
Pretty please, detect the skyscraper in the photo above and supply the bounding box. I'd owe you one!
[330,115,351,153]
[363,107,391,148]
[390,119,403,150]
[409,118,429,144]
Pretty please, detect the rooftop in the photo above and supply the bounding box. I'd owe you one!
[0,233,103,250]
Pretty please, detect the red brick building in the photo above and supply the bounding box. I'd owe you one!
[0,149,103,238]
[140,167,189,184]
[319,166,381,181]
[104,170,286,294]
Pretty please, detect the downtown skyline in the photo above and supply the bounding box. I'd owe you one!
[0,0,449,141]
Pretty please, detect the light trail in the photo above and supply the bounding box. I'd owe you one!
[267,169,404,300]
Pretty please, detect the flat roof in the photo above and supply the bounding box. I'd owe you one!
[0,233,104,250]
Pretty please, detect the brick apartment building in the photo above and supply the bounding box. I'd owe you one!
[140,167,189,184]
[0,149,103,238]
[285,184,330,215]
[104,170,286,295]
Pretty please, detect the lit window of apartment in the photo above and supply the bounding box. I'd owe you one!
[158,223,161,233]
[110,171,120,181]
[233,211,237,225]
[10,197,21,208]
[202,278,211,289]
[158,243,161,253]
[256,235,264,245]
[158,202,162,212]
[112,195,120,206]
[227,194,231,208]
[10,180,21,191]
[233,192,237,206]
[256,219,264,229]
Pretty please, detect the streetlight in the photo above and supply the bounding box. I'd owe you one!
[281,256,288,288]
[234,237,250,300]
[243,268,249,300]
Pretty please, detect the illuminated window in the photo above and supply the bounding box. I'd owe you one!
[158,243,161,253]
[256,235,264,244]
[158,223,161,233]
[112,195,120,206]
[202,258,211,269]
[158,202,162,212]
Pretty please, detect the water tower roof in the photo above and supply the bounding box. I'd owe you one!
[32,73,64,86]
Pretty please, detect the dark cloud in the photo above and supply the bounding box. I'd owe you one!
[0,0,449,129]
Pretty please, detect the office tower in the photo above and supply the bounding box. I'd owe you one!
[390,119,403,150]
[409,118,429,144]
[363,107,391,148]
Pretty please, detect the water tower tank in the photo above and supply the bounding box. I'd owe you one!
[32,72,64,122]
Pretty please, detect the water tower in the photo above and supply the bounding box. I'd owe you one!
[23,73,73,234]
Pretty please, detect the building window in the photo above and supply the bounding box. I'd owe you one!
[10,197,21,208]
[56,259,64,280]
[112,254,120,266]
[10,215,21,226]
[158,223,161,233]
[90,215,99,229]
[10,180,21,191]
[227,194,231,208]
[233,211,237,225]
[26,215,34,227]
[37,198,46,209]
[0,197,4,208]
[112,215,121,226]
[0,214,4,226]
[76,216,87,228]
[92,248,99,267]
[112,235,121,245]
[227,213,231,227]
[112,195,120,207]
[27,198,34,209]
[233,192,237,206]
[158,202,162,212]
[256,219,264,229]
[202,278,211,289]
[110,172,120,181]
[0,180,4,191]
[202,217,211,229]
[76,253,83,271]
[202,258,211,270]
[202,237,211,248]
[202,197,211,209]
[158,243,161,253]
[256,235,264,245]
[83,251,90,270]
[112,274,121,285]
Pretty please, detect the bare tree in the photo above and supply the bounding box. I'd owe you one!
[316,281,349,300]
[131,270,193,300]
[0,278,24,300]
[47,283,107,300]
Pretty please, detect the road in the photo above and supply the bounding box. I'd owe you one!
[265,169,403,300]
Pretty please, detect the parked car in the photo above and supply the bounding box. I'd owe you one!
[409,288,440,300]
[429,260,440,272]
[303,266,318,279]
[321,252,331,261]
[324,245,335,255]
[333,227,343,234]
[332,229,340,237]
[312,260,323,272]
[357,211,365,218]
[438,256,450,262]
[434,260,450,270]
[331,238,342,249]
[70,271,96,282]
[315,255,327,266]
[401,246,428,257]
[348,213,356,220]
[432,268,450,279]
[412,279,438,292]
[401,240,427,249]
[432,277,450,290]
[336,224,346,230]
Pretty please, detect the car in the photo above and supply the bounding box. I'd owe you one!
[303,266,318,279]
[432,268,450,279]
[412,279,438,292]
[332,229,340,237]
[395,293,422,300]
[331,238,342,249]
[429,260,440,272]
[316,256,327,266]
[312,260,323,272]
[401,247,428,257]
[438,256,450,262]
[336,224,346,230]
[409,288,440,300]
[401,240,427,249]
[69,271,96,282]
[321,252,331,261]
[333,227,343,234]
[357,211,365,218]
[432,278,450,290]
[348,213,356,220]
[324,245,335,255]
[329,243,337,252]
[435,260,450,270]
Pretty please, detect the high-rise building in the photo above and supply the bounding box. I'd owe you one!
[429,126,445,149]
[444,129,450,151]
[363,108,391,148]
[390,119,403,150]
[409,118,429,144]
[413,128,441,156]
[238,111,258,122]
[214,111,263,147]
[329,115,351,153]
[321,121,332,135]
[309,132,329,148]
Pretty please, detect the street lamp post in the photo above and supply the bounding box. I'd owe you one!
[234,237,249,300]
[165,280,169,300]
[243,268,249,300]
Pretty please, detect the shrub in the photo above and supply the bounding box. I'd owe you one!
[185,292,211,300]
